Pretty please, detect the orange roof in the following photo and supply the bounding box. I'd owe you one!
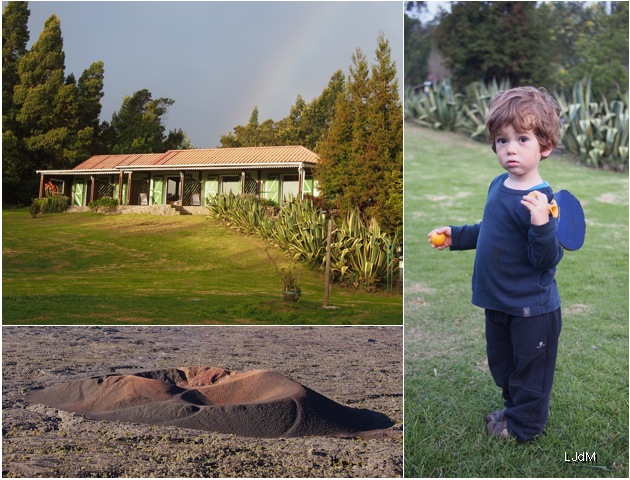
[71,146,318,171]
[71,153,164,171]
[154,145,319,166]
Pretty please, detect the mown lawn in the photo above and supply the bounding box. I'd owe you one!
[2,210,402,325]
[404,124,628,477]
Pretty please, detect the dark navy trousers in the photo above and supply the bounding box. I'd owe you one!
[485,308,562,442]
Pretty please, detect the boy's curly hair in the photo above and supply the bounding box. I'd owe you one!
[485,86,561,158]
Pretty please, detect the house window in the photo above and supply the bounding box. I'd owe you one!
[222,175,241,195]
[49,178,65,195]
[166,177,180,201]
[282,175,300,201]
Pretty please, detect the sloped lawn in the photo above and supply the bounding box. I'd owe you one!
[3,210,401,325]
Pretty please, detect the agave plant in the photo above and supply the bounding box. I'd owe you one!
[404,79,467,132]
[271,196,327,264]
[209,195,399,290]
[462,78,512,140]
[328,209,398,290]
[556,79,629,171]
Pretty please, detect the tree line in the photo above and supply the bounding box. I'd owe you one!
[405,1,628,100]
[220,33,402,235]
[2,2,191,205]
[3,2,402,236]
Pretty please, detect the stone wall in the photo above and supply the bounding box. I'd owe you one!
[66,205,210,216]
[119,205,178,215]
[179,206,209,215]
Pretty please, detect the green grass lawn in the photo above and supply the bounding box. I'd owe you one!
[2,210,402,324]
[404,124,628,477]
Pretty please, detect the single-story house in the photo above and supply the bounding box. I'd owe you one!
[35,145,319,207]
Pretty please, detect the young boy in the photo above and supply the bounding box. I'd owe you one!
[428,86,564,442]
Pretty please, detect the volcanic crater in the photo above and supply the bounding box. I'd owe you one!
[26,366,394,439]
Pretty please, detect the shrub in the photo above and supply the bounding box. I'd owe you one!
[89,197,119,212]
[207,193,275,236]
[30,195,69,216]
[30,199,42,218]
[270,196,327,264]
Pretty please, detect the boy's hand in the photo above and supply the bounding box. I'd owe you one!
[427,227,452,250]
[521,191,550,226]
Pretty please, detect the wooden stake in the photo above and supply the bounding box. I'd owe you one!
[323,218,333,307]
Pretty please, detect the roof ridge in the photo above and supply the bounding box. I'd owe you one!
[69,145,317,171]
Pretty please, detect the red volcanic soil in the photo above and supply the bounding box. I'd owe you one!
[26,367,393,438]
[3,326,402,478]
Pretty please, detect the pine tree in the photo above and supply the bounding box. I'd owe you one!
[316,35,402,235]
[77,61,104,136]
[13,14,96,172]
[308,69,345,151]
[276,95,308,146]
[365,33,403,234]
[11,14,78,199]
[2,1,30,204]
[315,78,352,205]
[316,47,372,213]
[2,1,29,122]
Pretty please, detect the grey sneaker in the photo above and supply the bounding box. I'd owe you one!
[486,420,510,440]
[485,409,505,424]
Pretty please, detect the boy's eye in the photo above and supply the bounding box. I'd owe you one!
[496,138,507,144]
[519,136,530,143]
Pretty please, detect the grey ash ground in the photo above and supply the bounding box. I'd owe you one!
[2,326,403,478]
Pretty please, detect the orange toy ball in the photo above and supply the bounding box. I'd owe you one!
[430,232,446,246]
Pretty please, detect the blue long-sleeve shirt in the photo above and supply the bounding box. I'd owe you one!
[450,173,563,317]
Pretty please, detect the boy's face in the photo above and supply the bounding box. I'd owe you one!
[494,125,553,182]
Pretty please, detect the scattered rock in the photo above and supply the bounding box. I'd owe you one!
[2,326,403,478]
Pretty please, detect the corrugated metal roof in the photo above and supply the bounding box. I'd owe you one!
[72,153,164,171]
[71,146,319,171]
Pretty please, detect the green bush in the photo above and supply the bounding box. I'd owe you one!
[30,199,42,218]
[88,197,119,212]
[30,195,69,216]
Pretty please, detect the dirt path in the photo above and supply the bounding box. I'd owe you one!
[2,326,403,478]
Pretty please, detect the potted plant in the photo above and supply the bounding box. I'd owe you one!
[266,250,301,301]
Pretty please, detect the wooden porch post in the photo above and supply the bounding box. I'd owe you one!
[118,170,124,205]
[179,171,184,205]
[257,170,262,198]
[298,165,304,198]
[126,171,133,205]
[241,170,246,194]
[90,175,96,203]
[38,173,45,198]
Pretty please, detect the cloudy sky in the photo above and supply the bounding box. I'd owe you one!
[22,1,403,149]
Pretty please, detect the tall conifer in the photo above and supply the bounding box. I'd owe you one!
[2,1,30,203]
[316,35,402,235]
